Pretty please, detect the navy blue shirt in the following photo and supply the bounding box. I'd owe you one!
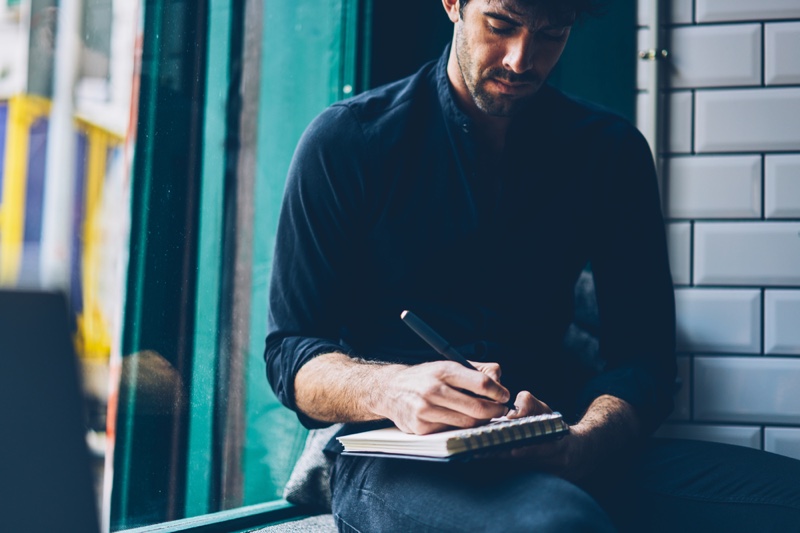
[265,47,676,434]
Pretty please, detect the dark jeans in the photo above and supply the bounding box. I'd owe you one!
[330,438,800,532]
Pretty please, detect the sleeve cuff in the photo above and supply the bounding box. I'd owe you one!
[265,336,349,430]
[576,364,675,434]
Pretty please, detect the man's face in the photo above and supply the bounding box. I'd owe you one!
[451,0,572,117]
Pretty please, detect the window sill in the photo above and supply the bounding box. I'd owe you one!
[119,500,308,533]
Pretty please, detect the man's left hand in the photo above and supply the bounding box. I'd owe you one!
[500,393,640,482]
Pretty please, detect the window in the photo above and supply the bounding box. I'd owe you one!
[110,0,363,529]
[1,0,363,529]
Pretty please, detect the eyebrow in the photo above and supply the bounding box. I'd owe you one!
[484,10,571,31]
[484,11,523,26]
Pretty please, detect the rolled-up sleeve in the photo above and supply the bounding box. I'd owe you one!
[264,105,368,429]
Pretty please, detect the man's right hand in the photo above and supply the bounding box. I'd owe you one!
[373,360,511,435]
[293,352,511,434]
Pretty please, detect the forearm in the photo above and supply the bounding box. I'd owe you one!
[294,352,405,424]
[570,394,641,463]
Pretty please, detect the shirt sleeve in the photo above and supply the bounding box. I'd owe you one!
[264,105,369,429]
[578,122,677,434]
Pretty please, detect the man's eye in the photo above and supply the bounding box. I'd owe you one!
[488,23,514,35]
[539,28,568,41]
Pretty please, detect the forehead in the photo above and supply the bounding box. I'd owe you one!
[467,0,575,27]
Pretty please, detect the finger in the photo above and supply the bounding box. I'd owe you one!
[425,380,510,421]
[506,390,552,419]
[469,360,502,382]
[400,402,491,434]
[437,362,510,405]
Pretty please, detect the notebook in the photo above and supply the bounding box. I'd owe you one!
[0,289,101,533]
[338,412,569,461]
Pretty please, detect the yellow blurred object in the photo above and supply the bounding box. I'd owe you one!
[74,118,124,362]
[0,95,51,285]
[0,95,123,361]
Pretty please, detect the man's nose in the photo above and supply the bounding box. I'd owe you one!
[502,36,535,74]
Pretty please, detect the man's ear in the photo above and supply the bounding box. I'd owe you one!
[442,0,461,23]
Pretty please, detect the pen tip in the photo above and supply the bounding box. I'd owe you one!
[400,310,408,319]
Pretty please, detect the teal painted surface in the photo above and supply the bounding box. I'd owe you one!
[184,0,232,518]
[114,0,162,524]
[243,0,360,504]
[113,0,208,527]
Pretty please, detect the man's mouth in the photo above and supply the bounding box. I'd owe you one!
[489,78,534,95]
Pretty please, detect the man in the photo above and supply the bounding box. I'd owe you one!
[266,0,800,531]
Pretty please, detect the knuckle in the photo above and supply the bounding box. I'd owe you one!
[487,362,501,373]
[422,381,445,398]
[477,374,493,390]
[410,395,430,415]
[430,364,449,380]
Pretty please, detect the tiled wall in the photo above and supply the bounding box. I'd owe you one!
[637,0,800,460]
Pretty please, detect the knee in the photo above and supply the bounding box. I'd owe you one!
[505,475,616,533]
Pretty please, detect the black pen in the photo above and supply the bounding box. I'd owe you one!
[400,310,516,411]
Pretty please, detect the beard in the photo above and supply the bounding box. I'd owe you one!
[455,26,543,117]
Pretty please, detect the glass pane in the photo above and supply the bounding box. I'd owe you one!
[2,0,363,530]
[27,0,57,98]
[0,0,140,530]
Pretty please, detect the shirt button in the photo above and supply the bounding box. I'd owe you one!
[462,124,469,133]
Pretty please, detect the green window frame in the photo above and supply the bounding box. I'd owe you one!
[112,0,365,529]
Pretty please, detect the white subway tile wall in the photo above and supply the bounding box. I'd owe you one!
[694,222,800,286]
[765,22,800,85]
[668,25,762,89]
[695,88,800,153]
[666,223,692,285]
[764,290,800,355]
[696,0,800,23]
[655,423,761,448]
[694,357,800,424]
[638,0,694,26]
[765,428,800,461]
[671,0,695,25]
[665,156,761,219]
[765,155,800,218]
[674,289,761,353]
[636,1,800,460]
[667,91,693,154]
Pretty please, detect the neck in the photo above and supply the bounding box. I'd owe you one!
[446,43,511,155]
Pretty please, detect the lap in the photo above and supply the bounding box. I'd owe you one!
[331,453,615,533]
[331,438,800,533]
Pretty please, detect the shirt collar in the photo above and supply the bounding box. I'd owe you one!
[435,43,474,134]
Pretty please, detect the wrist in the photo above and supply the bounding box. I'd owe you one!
[364,363,407,420]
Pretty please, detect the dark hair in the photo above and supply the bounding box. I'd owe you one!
[457,0,606,26]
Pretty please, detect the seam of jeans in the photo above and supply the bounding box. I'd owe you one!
[334,512,363,533]
[356,487,450,532]
[644,488,800,512]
